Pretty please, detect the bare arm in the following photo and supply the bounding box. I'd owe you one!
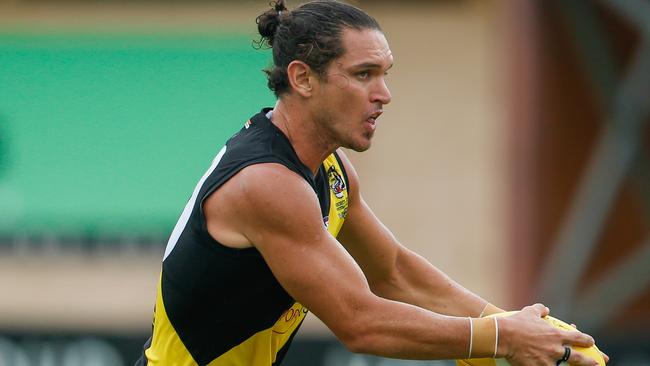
[203,162,597,364]
[336,150,500,317]
[207,162,471,359]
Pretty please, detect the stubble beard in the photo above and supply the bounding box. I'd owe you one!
[315,112,373,153]
[348,132,373,152]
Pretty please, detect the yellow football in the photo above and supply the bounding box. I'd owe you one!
[456,311,605,366]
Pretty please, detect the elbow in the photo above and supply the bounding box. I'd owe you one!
[340,331,369,354]
[336,319,376,354]
[327,294,388,355]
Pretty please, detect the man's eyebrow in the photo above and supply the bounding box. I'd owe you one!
[350,62,394,70]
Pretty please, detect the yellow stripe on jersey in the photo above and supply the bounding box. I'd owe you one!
[323,153,349,234]
[146,274,196,365]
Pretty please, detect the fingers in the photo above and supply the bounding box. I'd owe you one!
[522,303,550,317]
[560,330,595,348]
[564,346,600,366]
[601,350,610,363]
[566,322,608,363]
[508,304,606,365]
[561,329,595,348]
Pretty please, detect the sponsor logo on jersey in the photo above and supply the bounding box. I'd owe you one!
[272,303,307,335]
[244,119,252,129]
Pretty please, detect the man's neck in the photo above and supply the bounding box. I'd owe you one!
[270,100,337,175]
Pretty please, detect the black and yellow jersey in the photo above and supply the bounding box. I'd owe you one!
[136,108,349,366]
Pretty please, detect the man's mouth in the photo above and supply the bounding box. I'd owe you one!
[367,110,383,125]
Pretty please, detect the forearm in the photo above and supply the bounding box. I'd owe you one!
[370,248,503,317]
[345,296,497,360]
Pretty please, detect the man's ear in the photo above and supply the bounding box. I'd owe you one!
[287,60,314,97]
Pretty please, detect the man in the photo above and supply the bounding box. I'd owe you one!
[137,1,603,365]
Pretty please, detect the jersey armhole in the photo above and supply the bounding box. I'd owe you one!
[197,157,290,252]
[332,150,351,190]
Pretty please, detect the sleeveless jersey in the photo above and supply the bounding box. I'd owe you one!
[136,108,350,366]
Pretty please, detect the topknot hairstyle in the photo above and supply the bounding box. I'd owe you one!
[255,0,382,97]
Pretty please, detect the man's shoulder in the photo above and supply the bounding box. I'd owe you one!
[237,162,298,181]
[214,162,319,223]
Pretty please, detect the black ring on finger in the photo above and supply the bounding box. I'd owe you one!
[556,346,571,365]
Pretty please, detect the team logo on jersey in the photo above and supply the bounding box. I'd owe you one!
[244,119,252,129]
[327,166,346,199]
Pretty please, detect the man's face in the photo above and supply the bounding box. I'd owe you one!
[311,28,393,152]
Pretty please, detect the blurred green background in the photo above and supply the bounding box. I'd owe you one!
[0,32,274,238]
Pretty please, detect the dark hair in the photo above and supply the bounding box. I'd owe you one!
[256,0,382,97]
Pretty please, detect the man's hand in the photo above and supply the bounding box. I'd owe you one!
[570,322,609,364]
[499,304,600,366]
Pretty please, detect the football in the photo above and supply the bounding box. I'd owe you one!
[456,311,605,366]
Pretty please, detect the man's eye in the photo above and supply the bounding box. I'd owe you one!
[357,71,370,79]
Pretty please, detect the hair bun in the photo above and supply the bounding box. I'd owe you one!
[256,0,288,47]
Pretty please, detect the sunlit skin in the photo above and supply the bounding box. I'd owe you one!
[271,28,393,174]
[311,28,393,152]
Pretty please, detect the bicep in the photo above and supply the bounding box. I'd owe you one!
[231,164,375,337]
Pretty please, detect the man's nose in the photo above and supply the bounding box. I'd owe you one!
[371,78,392,105]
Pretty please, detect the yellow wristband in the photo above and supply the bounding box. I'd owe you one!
[469,317,499,358]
